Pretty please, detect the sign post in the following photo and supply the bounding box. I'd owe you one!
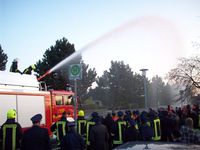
[69,64,82,127]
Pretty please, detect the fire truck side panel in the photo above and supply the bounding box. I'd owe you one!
[0,90,76,134]
[0,95,17,126]
[0,71,76,134]
[0,91,52,131]
[44,94,52,132]
[17,95,46,127]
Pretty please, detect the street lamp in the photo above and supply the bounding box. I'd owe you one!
[140,69,148,110]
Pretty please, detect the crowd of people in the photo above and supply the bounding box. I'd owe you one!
[0,104,200,150]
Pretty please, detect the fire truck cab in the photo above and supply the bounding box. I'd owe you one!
[0,71,75,133]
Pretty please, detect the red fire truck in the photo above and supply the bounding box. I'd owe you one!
[0,71,77,133]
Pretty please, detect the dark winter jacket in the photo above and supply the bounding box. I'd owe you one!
[21,125,51,150]
[60,127,85,150]
[139,123,154,141]
[102,114,115,150]
[89,122,109,150]
[112,118,127,145]
[124,125,141,142]
[50,116,68,142]
[0,119,23,150]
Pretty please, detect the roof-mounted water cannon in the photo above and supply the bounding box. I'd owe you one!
[37,70,51,81]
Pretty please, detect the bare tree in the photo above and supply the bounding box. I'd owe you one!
[167,56,200,102]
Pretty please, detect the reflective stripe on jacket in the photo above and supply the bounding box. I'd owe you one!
[56,121,67,143]
[152,118,161,141]
[86,121,95,145]
[77,119,86,136]
[113,121,127,145]
[3,124,17,150]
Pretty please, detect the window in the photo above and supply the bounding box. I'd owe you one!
[55,95,74,106]
[55,95,63,105]
[63,95,73,105]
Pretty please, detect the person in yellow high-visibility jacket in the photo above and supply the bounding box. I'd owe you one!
[51,111,68,146]
[86,112,98,150]
[77,110,87,138]
[0,109,23,150]
[23,64,36,74]
[112,111,127,148]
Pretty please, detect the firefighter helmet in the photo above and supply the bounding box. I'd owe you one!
[31,64,36,70]
[67,117,75,126]
[13,58,19,63]
[67,117,75,122]
[78,110,85,117]
[7,109,16,119]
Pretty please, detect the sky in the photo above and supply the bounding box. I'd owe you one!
[1,0,200,78]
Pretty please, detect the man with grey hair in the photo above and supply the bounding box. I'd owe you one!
[180,117,200,143]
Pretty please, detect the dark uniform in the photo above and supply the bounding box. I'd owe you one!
[23,64,36,74]
[51,111,68,145]
[124,120,141,142]
[0,109,22,150]
[102,113,115,150]
[77,110,86,138]
[60,120,85,150]
[139,111,153,141]
[112,111,127,148]
[159,110,174,141]
[0,119,22,150]
[21,114,51,150]
[90,116,109,150]
[149,110,161,141]
[86,112,98,150]
[10,59,22,74]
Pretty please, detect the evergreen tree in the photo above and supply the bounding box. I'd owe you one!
[36,37,77,89]
[0,45,8,71]
[35,37,97,100]
[77,61,97,102]
[88,61,144,109]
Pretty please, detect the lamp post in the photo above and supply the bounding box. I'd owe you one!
[140,69,148,110]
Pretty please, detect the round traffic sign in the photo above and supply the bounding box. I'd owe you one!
[70,65,81,76]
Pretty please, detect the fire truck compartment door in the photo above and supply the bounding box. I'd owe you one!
[0,95,17,126]
[17,95,46,127]
[0,94,46,128]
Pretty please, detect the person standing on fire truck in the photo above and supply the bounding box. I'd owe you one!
[10,58,22,74]
[23,64,36,75]
[0,109,23,150]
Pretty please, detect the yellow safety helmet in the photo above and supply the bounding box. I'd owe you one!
[7,109,16,119]
[78,110,85,117]
[31,64,36,70]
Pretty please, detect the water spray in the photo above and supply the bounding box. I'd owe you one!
[37,20,125,81]
[37,16,183,81]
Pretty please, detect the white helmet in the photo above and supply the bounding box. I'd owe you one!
[13,58,19,62]
[67,117,75,127]
[67,117,75,122]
